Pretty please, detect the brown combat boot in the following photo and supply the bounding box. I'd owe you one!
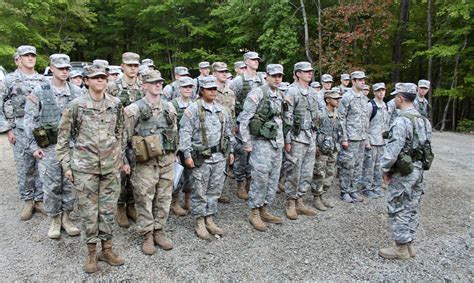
[313,195,327,211]
[99,240,125,266]
[84,243,99,273]
[153,229,173,250]
[296,198,317,216]
[378,242,411,260]
[321,195,334,208]
[116,204,129,228]
[236,180,249,200]
[195,217,211,240]
[277,175,285,194]
[142,232,157,255]
[62,211,81,236]
[407,241,416,257]
[259,205,283,224]
[249,208,267,231]
[48,214,62,239]
[171,195,187,216]
[126,203,137,222]
[183,192,192,210]
[205,215,224,235]
[285,199,298,220]
[34,200,46,215]
[20,200,34,221]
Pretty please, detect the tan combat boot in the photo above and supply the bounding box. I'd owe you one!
[62,211,81,236]
[313,195,327,211]
[142,232,157,255]
[195,217,211,240]
[285,199,298,220]
[126,203,137,222]
[277,175,285,194]
[296,198,317,216]
[153,229,173,250]
[84,243,99,273]
[407,241,416,257]
[116,204,129,228]
[34,200,46,215]
[259,205,283,224]
[205,215,224,235]
[378,242,411,260]
[99,240,125,266]
[20,200,34,221]
[249,208,267,231]
[321,195,334,208]
[236,180,249,200]
[48,214,62,239]
[171,195,187,217]
[183,192,192,210]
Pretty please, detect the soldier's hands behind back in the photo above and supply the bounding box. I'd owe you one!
[33,149,45,159]
[65,170,74,182]
[228,153,235,165]
[122,164,131,175]
[185,157,195,168]
[6,130,16,145]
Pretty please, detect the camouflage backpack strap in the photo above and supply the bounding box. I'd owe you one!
[197,100,209,147]
[70,102,81,139]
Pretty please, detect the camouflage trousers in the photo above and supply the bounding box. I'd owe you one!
[386,168,424,244]
[191,159,226,218]
[285,140,316,199]
[131,157,174,235]
[74,170,121,243]
[361,145,385,192]
[338,140,365,194]
[248,140,282,208]
[118,148,135,205]
[233,140,251,181]
[11,127,43,201]
[311,151,337,196]
[37,145,75,217]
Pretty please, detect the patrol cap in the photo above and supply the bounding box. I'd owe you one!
[362,84,370,91]
[331,86,342,94]
[350,71,367,80]
[174,66,190,76]
[141,58,154,67]
[418,79,430,89]
[17,45,36,56]
[266,64,284,75]
[108,67,121,75]
[49,54,72,68]
[200,75,218,89]
[321,74,333,82]
[83,65,107,78]
[69,70,83,78]
[226,73,233,80]
[92,59,109,69]
[294,61,314,72]
[234,61,246,69]
[138,64,149,75]
[142,70,164,83]
[199,61,210,69]
[310,81,321,88]
[122,52,140,65]
[324,89,342,100]
[243,51,261,61]
[212,62,228,72]
[340,73,350,81]
[13,51,20,60]
[372,82,386,91]
[390,82,417,96]
[178,77,194,87]
[278,82,290,91]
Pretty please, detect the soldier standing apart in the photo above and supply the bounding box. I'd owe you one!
[107,52,142,228]
[179,76,234,240]
[163,67,193,101]
[238,64,286,231]
[379,83,432,260]
[337,71,369,203]
[0,45,46,220]
[312,89,343,211]
[25,54,82,239]
[361,83,389,199]
[413,79,431,119]
[283,61,319,220]
[122,70,176,255]
[56,65,124,273]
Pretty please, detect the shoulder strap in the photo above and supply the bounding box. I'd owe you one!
[369,99,377,121]
[197,100,209,147]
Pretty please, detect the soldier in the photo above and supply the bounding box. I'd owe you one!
[378,83,433,260]
[337,71,369,203]
[283,61,319,220]
[122,70,176,255]
[339,73,351,94]
[56,64,124,273]
[108,67,121,81]
[24,54,82,239]
[238,64,285,231]
[234,61,246,76]
[310,81,321,93]
[362,84,370,96]
[362,83,389,198]
[0,45,46,220]
[414,79,431,119]
[141,58,156,70]
[93,59,109,70]
[107,52,142,228]
[311,89,343,211]
[163,66,193,101]
[277,81,291,194]
[316,74,333,109]
[179,76,234,240]
[69,70,84,89]
[196,61,211,85]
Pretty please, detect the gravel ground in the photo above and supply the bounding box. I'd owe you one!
[0,132,472,281]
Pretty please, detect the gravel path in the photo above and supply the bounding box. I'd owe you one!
[0,132,472,281]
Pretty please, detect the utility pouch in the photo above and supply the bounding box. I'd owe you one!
[161,130,178,152]
[45,125,58,145]
[249,116,265,137]
[144,135,163,158]
[260,121,278,139]
[119,90,132,107]
[317,134,334,155]
[395,152,414,176]
[33,126,50,148]
[421,140,434,170]
[132,136,149,163]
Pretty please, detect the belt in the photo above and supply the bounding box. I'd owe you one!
[210,145,221,153]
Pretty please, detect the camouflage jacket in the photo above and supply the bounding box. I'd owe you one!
[337,88,369,141]
[317,106,343,154]
[367,99,390,146]
[413,95,431,119]
[216,82,236,127]
[107,77,142,107]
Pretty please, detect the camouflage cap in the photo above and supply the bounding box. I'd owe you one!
[174,66,190,76]
[362,84,370,91]
[226,73,233,80]
[351,71,367,80]
[178,76,194,87]
[234,61,246,69]
[340,73,350,80]
[212,62,228,72]
[266,64,284,75]
[122,52,140,65]
[108,66,121,75]
[331,86,342,93]
[390,82,417,96]
[310,81,321,88]
[199,61,210,69]
[372,82,386,91]
[141,58,154,67]
[278,82,291,91]
[92,59,109,69]
[69,70,83,78]
[294,61,314,72]
[17,45,36,56]
[418,79,430,89]
[49,54,72,68]
[142,70,164,83]
[324,89,342,100]
[83,65,107,78]
[200,75,218,89]
[13,51,20,60]
[243,51,261,61]
[321,74,333,82]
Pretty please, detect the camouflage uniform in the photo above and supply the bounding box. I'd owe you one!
[163,67,197,101]
[387,98,398,127]
[413,96,430,119]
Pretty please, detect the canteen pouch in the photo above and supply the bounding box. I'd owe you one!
[33,126,50,148]
[161,130,178,152]
[44,125,58,145]
[421,140,434,170]
[191,145,212,167]
[394,152,414,176]
[317,134,334,155]
[144,135,163,158]
[260,121,278,139]
[132,136,149,163]
[249,117,265,137]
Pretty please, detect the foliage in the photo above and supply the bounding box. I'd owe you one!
[456,119,474,133]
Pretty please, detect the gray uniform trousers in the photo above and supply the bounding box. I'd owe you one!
[338,140,365,194]
[284,140,316,199]
[191,159,226,218]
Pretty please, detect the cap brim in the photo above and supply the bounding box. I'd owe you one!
[53,63,72,68]
[390,90,398,96]
[202,84,218,89]
[214,68,228,72]
[123,60,140,65]
[87,72,107,78]
[19,51,36,56]
[268,72,284,76]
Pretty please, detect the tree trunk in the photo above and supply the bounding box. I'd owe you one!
[391,0,410,83]
[427,0,433,121]
[318,0,322,74]
[300,0,313,64]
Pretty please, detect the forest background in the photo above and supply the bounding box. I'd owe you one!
[0,0,472,131]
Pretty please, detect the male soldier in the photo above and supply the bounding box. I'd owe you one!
[414,79,431,119]
[234,61,246,76]
[24,54,82,239]
[312,89,343,211]
[283,61,319,220]
[362,83,389,198]
[339,73,351,94]
[108,67,121,81]
[230,52,266,200]
[310,81,321,93]
[56,64,124,273]
[379,83,432,260]
[195,61,211,85]
[179,76,234,240]
[122,70,176,255]
[337,71,369,203]
[238,64,285,231]
[316,74,333,109]
[0,45,46,220]
[163,66,193,101]
[107,52,142,228]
